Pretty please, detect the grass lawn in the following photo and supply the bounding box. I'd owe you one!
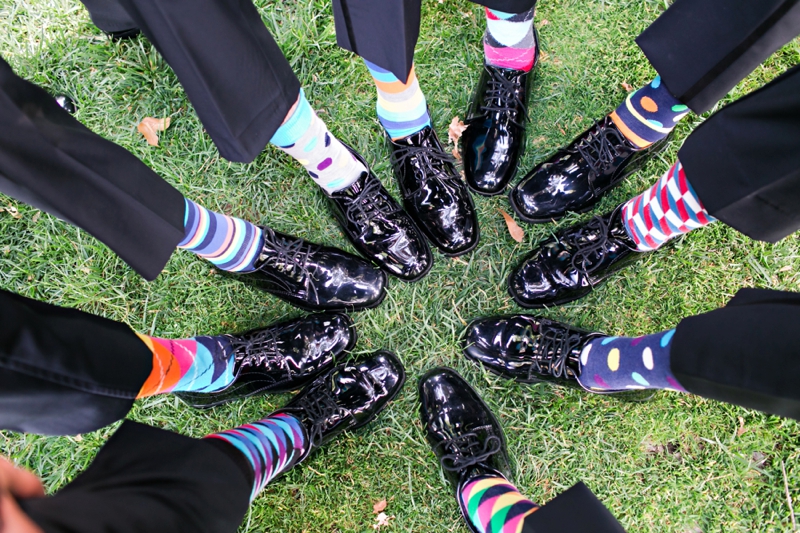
[1,0,799,531]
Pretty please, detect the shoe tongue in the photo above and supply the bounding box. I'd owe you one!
[333,171,368,198]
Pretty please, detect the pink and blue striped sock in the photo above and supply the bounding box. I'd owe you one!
[577,329,686,392]
[178,198,262,272]
[621,160,714,251]
[484,7,537,72]
[459,474,539,533]
[205,413,308,501]
[365,60,431,140]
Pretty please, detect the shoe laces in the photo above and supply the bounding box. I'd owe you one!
[479,67,529,127]
[228,329,293,379]
[391,143,459,189]
[435,429,503,472]
[525,325,583,381]
[560,212,634,279]
[295,386,348,447]
[575,122,628,191]
[257,229,319,299]
[342,175,396,227]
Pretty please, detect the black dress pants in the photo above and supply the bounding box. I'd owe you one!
[522,482,627,533]
[332,0,538,82]
[0,289,151,436]
[672,288,800,421]
[18,421,253,533]
[77,0,300,163]
[0,58,186,280]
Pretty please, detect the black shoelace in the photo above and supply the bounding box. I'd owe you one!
[390,143,459,193]
[562,213,631,277]
[479,67,528,127]
[575,122,628,192]
[526,325,583,381]
[295,388,348,447]
[341,176,395,226]
[228,329,292,379]
[435,430,502,472]
[257,229,319,300]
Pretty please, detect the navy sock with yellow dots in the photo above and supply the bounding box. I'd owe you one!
[576,329,686,392]
[609,76,689,148]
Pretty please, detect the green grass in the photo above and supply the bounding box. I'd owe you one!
[1,0,799,531]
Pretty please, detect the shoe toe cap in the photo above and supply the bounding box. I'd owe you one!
[508,258,558,307]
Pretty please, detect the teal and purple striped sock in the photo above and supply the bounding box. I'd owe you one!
[205,413,308,501]
[577,329,686,392]
[178,198,262,272]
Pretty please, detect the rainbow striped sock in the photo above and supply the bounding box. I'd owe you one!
[270,90,366,194]
[610,76,689,148]
[484,8,537,72]
[205,413,307,501]
[178,198,262,272]
[459,475,539,533]
[365,60,431,140]
[621,160,714,251]
[136,334,236,397]
[577,329,686,392]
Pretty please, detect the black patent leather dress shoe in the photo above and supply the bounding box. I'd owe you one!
[509,116,670,222]
[462,33,538,197]
[106,28,141,41]
[234,227,387,312]
[463,315,654,401]
[276,350,405,459]
[54,95,76,114]
[327,145,433,281]
[176,313,355,409]
[388,126,479,256]
[508,207,641,308]
[419,367,513,528]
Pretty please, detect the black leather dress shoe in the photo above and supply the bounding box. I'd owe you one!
[462,32,538,197]
[106,28,141,41]
[463,315,653,400]
[54,95,76,114]
[419,367,513,526]
[508,207,641,308]
[327,144,433,282]
[235,227,387,312]
[388,126,479,256]
[509,116,670,222]
[277,350,405,458]
[176,313,355,408]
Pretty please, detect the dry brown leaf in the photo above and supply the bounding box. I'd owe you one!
[736,416,748,437]
[372,512,393,530]
[1,205,22,219]
[373,499,387,514]
[451,146,462,161]
[499,209,524,243]
[539,50,550,63]
[32,211,41,223]
[540,19,550,27]
[621,82,634,92]
[448,116,468,145]
[137,116,171,146]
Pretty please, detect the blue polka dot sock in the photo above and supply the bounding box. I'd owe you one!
[269,89,366,194]
[576,329,686,392]
[609,76,690,148]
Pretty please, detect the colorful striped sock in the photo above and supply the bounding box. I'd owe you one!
[270,90,366,194]
[205,413,307,501]
[484,7,537,72]
[459,475,539,533]
[178,198,262,272]
[621,160,714,251]
[610,76,689,148]
[136,334,236,397]
[364,60,431,140]
[577,329,686,392]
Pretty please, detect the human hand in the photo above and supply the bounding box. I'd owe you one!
[0,457,44,533]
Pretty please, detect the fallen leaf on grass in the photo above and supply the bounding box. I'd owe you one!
[451,147,462,161]
[372,512,393,530]
[137,116,171,146]
[448,116,468,145]
[621,81,634,92]
[373,499,387,514]
[540,19,549,27]
[737,416,748,437]
[539,50,550,63]
[499,209,524,242]
[0,205,21,219]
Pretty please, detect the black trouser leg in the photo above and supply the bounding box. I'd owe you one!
[678,65,800,242]
[77,0,137,32]
[78,0,300,163]
[637,0,800,113]
[0,57,186,280]
[0,289,152,436]
[332,0,537,82]
[19,421,253,533]
[521,482,627,533]
[671,288,800,421]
